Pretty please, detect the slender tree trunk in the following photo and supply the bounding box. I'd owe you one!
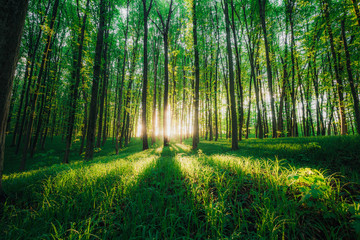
[156,0,173,146]
[246,75,252,139]
[151,39,159,145]
[231,0,243,141]
[163,34,171,146]
[30,58,53,157]
[192,0,200,150]
[258,0,277,138]
[224,0,238,150]
[64,0,89,163]
[341,19,360,134]
[214,5,220,142]
[115,2,129,154]
[16,1,51,154]
[141,0,153,151]
[209,52,213,141]
[120,33,139,148]
[158,69,163,139]
[181,57,187,142]
[287,1,297,137]
[322,0,347,135]
[97,28,110,148]
[11,56,30,146]
[21,0,59,170]
[85,0,106,160]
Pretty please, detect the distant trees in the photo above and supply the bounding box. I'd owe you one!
[3,0,360,172]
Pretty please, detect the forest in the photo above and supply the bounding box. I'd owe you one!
[1,0,360,239]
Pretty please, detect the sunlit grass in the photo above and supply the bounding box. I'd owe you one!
[1,136,360,239]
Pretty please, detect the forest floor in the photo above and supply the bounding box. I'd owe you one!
[1,135,360,239]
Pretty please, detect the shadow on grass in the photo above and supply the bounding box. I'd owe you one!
[174,142,357,239]
[181,135,360,175]
[106,145,208,239]
[4,137,144,175]
[2,139,153,202]
[1,146,160,239]
[1,140,359,239]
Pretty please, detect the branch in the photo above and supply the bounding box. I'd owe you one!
[150,17,164,35]
[166,0,175,30]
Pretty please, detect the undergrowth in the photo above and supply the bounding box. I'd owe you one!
[1,136,360,239]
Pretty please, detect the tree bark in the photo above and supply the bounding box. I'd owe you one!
[224,0,238,150]
[231,0,243,141]
[258,0,277,138]
[322,0,347,135]
[341,19,360,134]
[64,0,90,163]
[21,0,59,170]
[152,39,159,145]
[85,0,106,160]
[0,0,29,191]
[141,0,153,150]
[115,1,129,154]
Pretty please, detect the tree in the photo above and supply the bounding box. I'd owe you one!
[0,0,29,191]
[154,0,175,147]
[223,0,238,150]
[192,0,200,150]
[141,0,154,150]
[21,0,60,170]
[85,0,107,160]
[258,0,277,138]
[64,0,90,164]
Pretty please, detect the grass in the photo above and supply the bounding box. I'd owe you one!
[1,135,360,239]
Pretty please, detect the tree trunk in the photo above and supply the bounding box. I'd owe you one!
[151,39,159,145]
[258,0,277,138]
[21,0,59,170]
[141,0,153,151]
[97,28,110,148]
[231,0,243,141]
[224,0,238,150]
[341,19,360,134]
[115,2,129,154]
[0,0,29,191]
[245,74,252,139]
[64,0,89,163]
[192,0,200,150]
[322,0,347,135]
[85,0,106,160]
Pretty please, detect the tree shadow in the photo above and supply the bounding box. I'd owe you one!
[106,144,209,239]
[181,136,360,175]
[1,147,160,239]
[2,139,358,239]
[173,143,357,239]
[4,137,144,175]
[2,141,157,203]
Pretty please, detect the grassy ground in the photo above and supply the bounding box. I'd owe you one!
[1,136,360,239]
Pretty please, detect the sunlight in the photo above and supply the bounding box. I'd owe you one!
[166,107,172,139]
[137,121,142,138]
[155,111,159,137]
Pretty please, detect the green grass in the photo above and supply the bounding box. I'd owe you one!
[1,136,360,239]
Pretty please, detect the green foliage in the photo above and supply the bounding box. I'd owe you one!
[1,136,360,239]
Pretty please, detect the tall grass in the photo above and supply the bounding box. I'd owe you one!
[1,136,359,239]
